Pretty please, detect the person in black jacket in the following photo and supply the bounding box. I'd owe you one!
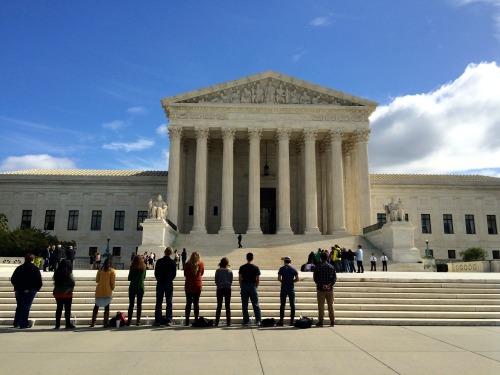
[154,247,177,326]
[11,253,43,329]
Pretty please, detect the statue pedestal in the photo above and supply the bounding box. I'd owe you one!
[138,219,177,254]
[365,221,421,263]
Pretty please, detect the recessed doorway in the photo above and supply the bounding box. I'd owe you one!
[260,188,276,234]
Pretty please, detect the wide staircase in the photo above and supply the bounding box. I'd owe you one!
[1,272,499,327]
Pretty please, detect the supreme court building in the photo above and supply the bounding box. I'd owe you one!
[1,71,499,261]
[162,71,376,236]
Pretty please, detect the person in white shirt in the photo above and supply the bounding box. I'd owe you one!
[370,253,377,271]
[381,253,389,271]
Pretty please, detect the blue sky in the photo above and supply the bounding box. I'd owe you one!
[1,0,499,176]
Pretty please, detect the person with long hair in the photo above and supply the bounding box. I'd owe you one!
[127,254,146,326]
[184,251,204,326]
[214,257,233,326]
[52,259,75,329]
[90,257,115,327]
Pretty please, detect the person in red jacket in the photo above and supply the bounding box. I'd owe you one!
[184,251,204,326]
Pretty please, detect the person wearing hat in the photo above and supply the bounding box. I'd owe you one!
[277,256,299,326]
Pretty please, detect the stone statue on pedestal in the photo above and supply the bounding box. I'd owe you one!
[148,195,168,220]
[384,197,404,222]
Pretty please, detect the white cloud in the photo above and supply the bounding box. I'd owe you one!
[309,16,331,27]
[455,0,500,40]
[102,120,128,130]
[126,106,148,115]
[292,47,305,63]
[102,138,155,152]
[156,123,169,137]
[0,154,76,172]
[369,62,500,175]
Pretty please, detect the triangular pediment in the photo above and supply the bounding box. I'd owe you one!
[162,71,377,107]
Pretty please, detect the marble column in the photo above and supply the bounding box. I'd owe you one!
[342,140,354,234]
[166,126,182,227]
[247,128,262,234]
[303,129,320,234]
[349,135,361,234]
[328,130,347,234]
[276,128,293,234]
[356,130,372,229]
[190,127,209,234]
[219,127,236,234]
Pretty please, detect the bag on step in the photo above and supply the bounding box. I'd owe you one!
[192,316,213,327]
[294,317,313,329]
[109,311,126,327]
[261,318,275,327]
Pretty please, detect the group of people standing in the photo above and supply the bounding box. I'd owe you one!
[42,244,76,272]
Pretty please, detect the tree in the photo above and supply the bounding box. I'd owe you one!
[0,212,8,232]
[459,247,488,262]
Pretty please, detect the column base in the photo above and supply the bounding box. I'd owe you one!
[277,227,294,235]
[327,227,347,236]
[246,228,263,234]
[304,227,321,235]
[190,226,207,234]
[218,227,235,234]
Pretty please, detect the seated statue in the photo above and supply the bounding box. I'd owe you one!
[384,197,404,222]
[148,195,168,220]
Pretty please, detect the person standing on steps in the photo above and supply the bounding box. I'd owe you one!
[238,252,262,326]
[90,257,115,328]
[370,253,377,271]
[181,248,187,270]
[154,247,177,326]
[184,251,204,326]
[356,245,364,273]
[277,256,299,326]
[52,259,75,329]
[127,255,147,326]
[381,253,389,271]
[215,257,233,326]
[313,252,337,327]
[237,234,243,248]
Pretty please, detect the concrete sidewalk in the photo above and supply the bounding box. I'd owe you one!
[0,324,499,375]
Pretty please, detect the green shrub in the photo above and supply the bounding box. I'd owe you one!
[459,247,488,262]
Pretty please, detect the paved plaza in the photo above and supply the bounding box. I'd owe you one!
[0,324,499,375]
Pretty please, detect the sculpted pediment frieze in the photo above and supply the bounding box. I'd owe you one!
[162,71,377,108]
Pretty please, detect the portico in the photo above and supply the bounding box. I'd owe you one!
[161,71,377,236]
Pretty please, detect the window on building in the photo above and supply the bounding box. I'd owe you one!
[114,211,125,231]
[91,210,102,231]
[44,210,56,230]
[67,210,79,230]
[189,206,193,216]
[421,214,432,234]
[492,250,500,260]
[213,206,219,216]
[21,210,32,228]
[112,247,121,256]
[448,250,456,259]
[465,214,476,234]
[405,213,409,222]
[137,211,148,231]
[443,214,454,234]
[377,213,386,225]
[487,215,498,235]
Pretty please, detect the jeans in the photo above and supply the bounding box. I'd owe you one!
[185,291,201,321]
[240,283,261,324]
[216,287,231,316]
[55,297,73,328]
[316,290,334,323]
[155,282,173,324]
[342,259,351,273]
[14,290,37,328]
[128,289,144,323]
[279,289,295,321]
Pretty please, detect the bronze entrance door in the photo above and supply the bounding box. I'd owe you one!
[260,188,276,234]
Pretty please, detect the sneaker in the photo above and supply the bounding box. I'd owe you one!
[153,322,161,327]
[276,320,284,326]
[65,324,76,329]
[330,321,335,327]
[315,321,324,327]
[28,320,35,328]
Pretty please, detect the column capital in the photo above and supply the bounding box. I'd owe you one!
[168,126,183,140]
[354,129,371,143]
[342,139,355,156]
[194,127,210,140]
[221,127,236,141]
[248,128,262,141]
[302,129,317,142]
[276,128,292,142]
[328,129,343,142]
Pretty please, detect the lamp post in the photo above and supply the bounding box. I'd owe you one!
[104,237,111,260]
[425,239,430,258]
